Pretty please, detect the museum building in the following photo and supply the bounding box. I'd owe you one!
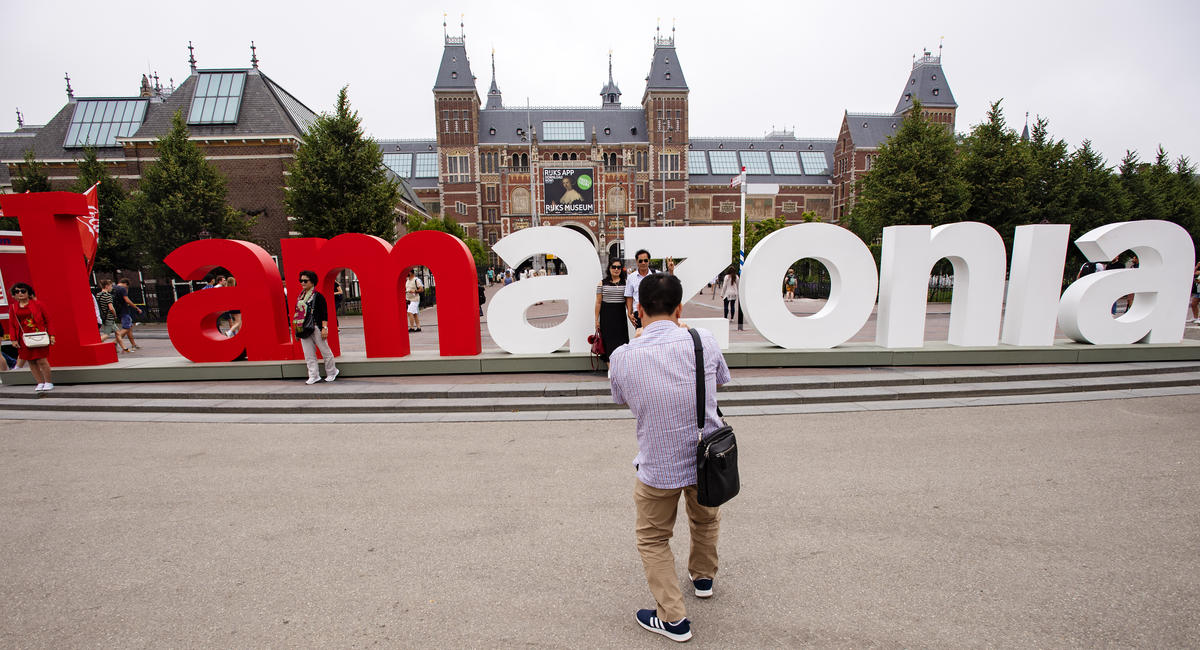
[378,26,958,267]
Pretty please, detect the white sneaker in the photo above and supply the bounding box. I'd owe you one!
[305,377,320,385]
[41,383,54,391]
[324,369,339,382]
[34,383,45,392]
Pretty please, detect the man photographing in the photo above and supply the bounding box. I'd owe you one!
[608,272,732,642]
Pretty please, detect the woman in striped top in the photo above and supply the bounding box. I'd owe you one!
[595,259,630,362]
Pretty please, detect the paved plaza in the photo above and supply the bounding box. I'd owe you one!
[2,396,1198,647]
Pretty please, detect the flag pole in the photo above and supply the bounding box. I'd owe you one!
[738,166,746,276]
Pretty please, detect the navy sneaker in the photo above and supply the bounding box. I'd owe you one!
[690,574,713,598]
[635,609,692,642]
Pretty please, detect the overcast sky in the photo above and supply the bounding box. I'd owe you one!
[3,0,1196,168]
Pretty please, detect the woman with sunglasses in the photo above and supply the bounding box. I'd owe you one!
[594,259,631,363]
[6,283,55,392]
[292,270,339,385]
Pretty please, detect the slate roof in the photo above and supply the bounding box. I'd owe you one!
[844,113,902,149]
[1,67,318,169]
[644,40,688,96]
[433,40,478,94]
[0,129,40,188]
[894,56,957,115]
[136,68,316,139]
[687,137,835,186]
[478,108,647,145]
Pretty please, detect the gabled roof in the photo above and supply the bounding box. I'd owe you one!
[433,38,478,95]
[844,112,901,149]
[478,108,647,145]
[894,54,957,114]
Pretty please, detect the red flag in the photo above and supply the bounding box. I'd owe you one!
[79,182,100,272]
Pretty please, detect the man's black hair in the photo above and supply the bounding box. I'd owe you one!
[635,249,651,261]
[638,273,682,317]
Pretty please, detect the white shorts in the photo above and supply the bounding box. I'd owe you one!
[407,300,419,315]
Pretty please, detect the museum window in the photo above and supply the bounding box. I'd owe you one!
[446,155,471,183]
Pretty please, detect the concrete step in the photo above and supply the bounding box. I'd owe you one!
[2,363,1199,422]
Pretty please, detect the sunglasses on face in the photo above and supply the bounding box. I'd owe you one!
[12,289,27,294]
[637,259,649,264]
[298,279,312,283]
[610,265,622,269]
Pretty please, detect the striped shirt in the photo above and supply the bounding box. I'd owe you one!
[597,283,626,303]
[97,291,115,324]
[609,321,732,489]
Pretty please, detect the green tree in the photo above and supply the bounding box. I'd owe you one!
[846,100,968,242]
[11,149,51,193]
[1022,117,1073,225]
[404,212,488,268]
[71,147,138,272]
[1062,141,1127,278]
[959,100,1029,244]
[731,215,788,270]
[123,111,250,273]
[4,150,52,228]
[285,86,400,240]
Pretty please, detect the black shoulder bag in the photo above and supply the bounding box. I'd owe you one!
[689,328,739,508]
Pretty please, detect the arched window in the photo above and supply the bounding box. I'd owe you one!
[512,153,521,167]
[552,153,560,161]
[570,153,577,160]
[521,153,529,166]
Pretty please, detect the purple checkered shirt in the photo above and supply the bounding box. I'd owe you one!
[609,321,732,489]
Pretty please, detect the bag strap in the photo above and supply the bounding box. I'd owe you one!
[689,328,705,438]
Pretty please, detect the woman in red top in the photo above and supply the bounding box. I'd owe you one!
[6,282,55,393]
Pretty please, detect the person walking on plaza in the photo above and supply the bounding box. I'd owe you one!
[293,270,338,385]
[720,271,739,320]
[113,278,143,351]
[6,282,56,393]
[96,279,125,350]
[594,258,630,362]
[405,269,424,333]
[784,268,797,302]
[625,249,654,329]
[609,273,732,643]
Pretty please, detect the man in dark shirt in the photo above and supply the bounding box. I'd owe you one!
[113,278,143,351]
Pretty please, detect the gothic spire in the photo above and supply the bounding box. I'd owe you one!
[188,41,197,73]
[486,48,503,109]
[250,41,259,69]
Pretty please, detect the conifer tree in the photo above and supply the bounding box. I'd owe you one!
[72,147,137,272]
[123,111,250,273]
[959,100,1030,245]
[846,100,968,242]
[1023,118,1072,225]
[11,149,51,194]
[286,86,400,240]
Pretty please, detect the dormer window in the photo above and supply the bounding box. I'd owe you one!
[603,127,611,135]
[489,127,496,135]
[932,88,940,96]
[905,93,912,101]
[664,72,671,80]
[932,73,938,80]
[910,78,916,85]
[451,71,457,79]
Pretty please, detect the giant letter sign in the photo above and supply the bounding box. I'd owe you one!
[877,223,1007,348]
[1001,224,1071,346]
[1058,220,1195,344]
[741,222,879,349]
[282,230,481,359]
[625,226,732,348]
[0,192,117,366]
[165,239,293,362]
[488,226,600,353]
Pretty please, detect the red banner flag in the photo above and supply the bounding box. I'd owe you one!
[79,182,100,272]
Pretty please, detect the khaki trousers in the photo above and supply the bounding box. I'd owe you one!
[634,478,721,622]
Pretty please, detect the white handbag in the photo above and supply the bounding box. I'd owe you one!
[22,332,50,348]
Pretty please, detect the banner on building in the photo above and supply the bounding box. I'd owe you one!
[542,168,595,215]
